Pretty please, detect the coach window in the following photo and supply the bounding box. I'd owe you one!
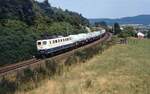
[55,40,57,43]
[49,41,51,44]
[53,40,55,43]
[43,41,47,45]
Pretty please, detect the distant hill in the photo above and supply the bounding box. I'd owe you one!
[89,15,150,25]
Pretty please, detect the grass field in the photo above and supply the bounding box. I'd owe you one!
[20,38,150,94]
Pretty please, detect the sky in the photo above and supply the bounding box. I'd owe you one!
[37,0,150,19]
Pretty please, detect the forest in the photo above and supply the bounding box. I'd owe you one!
[0,0,89,65]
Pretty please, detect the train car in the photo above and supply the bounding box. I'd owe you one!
[36,30,106,58]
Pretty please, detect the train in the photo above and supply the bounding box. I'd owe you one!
[36,30,106,58]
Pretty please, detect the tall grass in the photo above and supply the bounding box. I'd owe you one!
[25,38,150,94]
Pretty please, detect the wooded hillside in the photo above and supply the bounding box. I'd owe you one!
[0,0,89,65]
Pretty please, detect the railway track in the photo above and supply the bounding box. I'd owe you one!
[0,59,40,76]
[0,32,111,77]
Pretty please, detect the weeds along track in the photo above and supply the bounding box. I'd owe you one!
[0,32,111,77]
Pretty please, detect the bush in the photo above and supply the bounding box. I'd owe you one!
[0,78,17,94]
[118,26,136,38]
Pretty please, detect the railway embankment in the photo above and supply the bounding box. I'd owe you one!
[0,33,115,94]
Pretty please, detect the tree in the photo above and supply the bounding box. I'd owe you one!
[113,23,122,35]
[118,26,136,38]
